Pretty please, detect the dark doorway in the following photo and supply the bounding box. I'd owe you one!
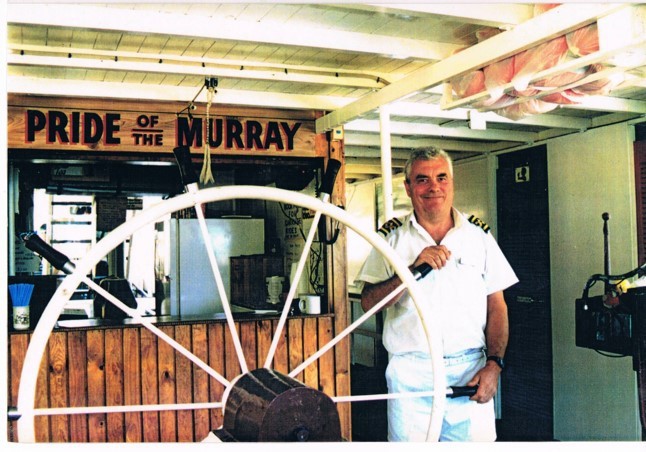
[496,145,554,441]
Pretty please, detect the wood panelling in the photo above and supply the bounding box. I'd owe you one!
[67,330,88,442]
[327,137,351,438]
[8,316,347,443]
[123,328,142,442]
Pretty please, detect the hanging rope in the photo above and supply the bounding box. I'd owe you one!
[200,86,216,184]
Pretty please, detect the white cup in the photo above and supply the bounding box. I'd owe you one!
[13,305,30,330]
[298,295,321,315]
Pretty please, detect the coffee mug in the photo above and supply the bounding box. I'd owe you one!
[298,295,321,315]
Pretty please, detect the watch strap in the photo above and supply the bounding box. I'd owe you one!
[487,355,505,370]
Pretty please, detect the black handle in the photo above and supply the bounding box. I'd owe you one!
[319,159,341,196]
[21,232,74,274]
[173,146,199,186]
[7,407,20,421]
[412,263,432,280]
[449,385,478,398]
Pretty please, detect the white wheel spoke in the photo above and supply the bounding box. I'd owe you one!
[332,391,445,403]
[289,280,406,379]
[264,203,325,369]
[83,276,231,388]
[192,195,248,374]
[30,401,224,417]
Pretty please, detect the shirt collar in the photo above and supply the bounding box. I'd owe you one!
[408,208,464,242]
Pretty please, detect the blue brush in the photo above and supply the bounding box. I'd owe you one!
[9,283,34,307]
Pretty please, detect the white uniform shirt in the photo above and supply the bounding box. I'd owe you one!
[355,209,518,356]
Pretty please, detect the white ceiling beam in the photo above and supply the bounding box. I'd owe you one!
[6,76,352,111]
[589,111,645,128]
[481,110,591,129]
[565,95,646,114]
[389,102,468,121]
[345,119,539,143]
[344,132,502,153]
[364,3,534,27]
[315,3,628,133]
[347,157,408,169]
[345,165,390,176]
[345,147,417,160]
[389,101,593,129]
[7,54,386,90]
[6,3,460,61]
[9,43,393,83]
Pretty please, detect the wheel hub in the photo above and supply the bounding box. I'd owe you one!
[215,368,341,442]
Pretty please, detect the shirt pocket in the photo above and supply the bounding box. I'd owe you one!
[454,253,487,293]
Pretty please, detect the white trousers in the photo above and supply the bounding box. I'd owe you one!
[385,349,496,442]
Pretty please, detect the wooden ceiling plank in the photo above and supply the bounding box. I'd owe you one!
[344,131,494,152]
[6,75,352,110]
[567,95,646,114]
[7,3,461,61]
[358,3,534,27]
[345,119,538,142]
[7,53,388,90]
[8,42,394,82]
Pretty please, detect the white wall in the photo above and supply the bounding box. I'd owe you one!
[453,156,495,232]
[548,122,640,440]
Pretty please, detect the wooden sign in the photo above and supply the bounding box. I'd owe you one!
[7,97,321,157]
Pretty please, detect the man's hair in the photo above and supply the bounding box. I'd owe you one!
[404,147,454,182]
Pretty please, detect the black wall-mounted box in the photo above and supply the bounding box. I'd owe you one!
[575,287,646,365]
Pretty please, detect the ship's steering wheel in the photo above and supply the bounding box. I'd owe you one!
[14,150,446,442]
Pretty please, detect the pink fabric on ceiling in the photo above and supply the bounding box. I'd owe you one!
[533,3,561,16]
[474,93,517,110]
[446,6,612,120]
[512,36,569,92]
[540,89,586,104]
[566,24,599,57]
[451,70,486,99]
[533,62,588,89]
[572,64,623,96]
[483,56,515,104]
[493,98,558,121]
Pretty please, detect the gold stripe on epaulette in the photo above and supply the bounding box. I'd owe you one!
[467,214,490,234]
[378,217,403,237]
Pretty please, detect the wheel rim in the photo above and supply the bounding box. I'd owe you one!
[16,185,446,442]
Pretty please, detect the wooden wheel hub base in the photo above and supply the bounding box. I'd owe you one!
[214,368,342,442]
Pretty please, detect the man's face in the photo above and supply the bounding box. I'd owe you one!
[404,158,454,222]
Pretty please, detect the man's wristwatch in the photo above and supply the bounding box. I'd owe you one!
[487,355,505,370]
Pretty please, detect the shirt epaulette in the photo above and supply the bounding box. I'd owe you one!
[467,214,490,234]
[378,217,404,237]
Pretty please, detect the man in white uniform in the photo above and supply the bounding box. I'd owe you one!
[355,147,518,441]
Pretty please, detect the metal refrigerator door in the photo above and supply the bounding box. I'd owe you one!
[170,218,265,316]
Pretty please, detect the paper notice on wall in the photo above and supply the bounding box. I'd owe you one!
[283,205,316,294]
[14,235,42,274]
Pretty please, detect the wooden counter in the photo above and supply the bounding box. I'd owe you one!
[8,313,344,442]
